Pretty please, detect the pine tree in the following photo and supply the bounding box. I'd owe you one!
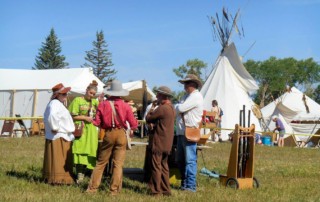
[83,30,116,83]
[33,28,68,69]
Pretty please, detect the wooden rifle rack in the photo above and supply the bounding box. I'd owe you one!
[219,105,259,189]
[219,124,259,189]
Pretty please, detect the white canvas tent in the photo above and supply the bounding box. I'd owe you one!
[0,68,105,129]
[201,43,261,140]
[261,87,320,145]
[0,68,156,131]
[122,80,156,104]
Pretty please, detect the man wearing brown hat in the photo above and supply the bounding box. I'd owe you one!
[146,86,175,196]
[175,74,204,192]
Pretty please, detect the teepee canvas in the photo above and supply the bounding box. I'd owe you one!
[201,43,261,140]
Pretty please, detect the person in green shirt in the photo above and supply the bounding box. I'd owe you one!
[68,80,99,184]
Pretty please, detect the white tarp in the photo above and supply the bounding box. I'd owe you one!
[0,68,105,129]
[200,43,261,140]
[261,87,320,142]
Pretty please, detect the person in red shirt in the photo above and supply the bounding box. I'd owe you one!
[86,80,138,196]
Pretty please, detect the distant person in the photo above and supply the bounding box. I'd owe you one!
[175,74,203,192]
[211,100,222,142]
[43,83,75,185]
[143,97,158,135]
[86,80,138,196]
[68,80,99,184]
[272,115,285,147]
[146,86,175,196]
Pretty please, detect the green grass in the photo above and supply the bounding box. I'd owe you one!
[0,136,320,201]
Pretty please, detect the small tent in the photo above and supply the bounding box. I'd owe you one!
[201,43,261,140]
[0,68,105,129]
[261,87,320,146]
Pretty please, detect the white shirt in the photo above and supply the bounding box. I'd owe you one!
[44,99,75,141]
[175,89,204,136]
[143,103,153,120]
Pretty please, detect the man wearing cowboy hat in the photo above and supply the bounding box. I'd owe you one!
[175,74,203,192]
[87,80,138,195]
[146,86,175,196]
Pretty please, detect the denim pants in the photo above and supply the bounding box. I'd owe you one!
[176,135,197,191]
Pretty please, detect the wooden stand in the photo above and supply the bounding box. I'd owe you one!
[219,124,259,189]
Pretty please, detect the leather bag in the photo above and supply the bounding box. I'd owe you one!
[73,121,84,137]
[185,126,201,143]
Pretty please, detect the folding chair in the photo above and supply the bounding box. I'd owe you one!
[0,120,15,137]
[14,114,29,137]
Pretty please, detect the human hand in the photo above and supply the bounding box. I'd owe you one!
[86,116,93,123]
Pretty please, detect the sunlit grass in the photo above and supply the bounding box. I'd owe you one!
[0,136,320,201]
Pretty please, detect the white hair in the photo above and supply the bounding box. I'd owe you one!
[272,115,278,120]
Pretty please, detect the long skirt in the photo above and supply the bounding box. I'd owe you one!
[43,138,75,185]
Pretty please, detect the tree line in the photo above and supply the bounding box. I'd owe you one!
[33,28,115,84]
[34,28,320,106]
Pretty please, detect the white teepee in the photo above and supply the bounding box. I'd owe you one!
[201,8,261,140]
[201,43,261,140]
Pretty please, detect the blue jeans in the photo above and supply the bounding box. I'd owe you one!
[176,135,197,192]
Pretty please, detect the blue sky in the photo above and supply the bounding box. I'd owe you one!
[0,0,319,92]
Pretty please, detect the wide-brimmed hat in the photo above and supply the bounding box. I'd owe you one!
[154,86,173,97]
[51,83,71,99]
[178,74,202,88]
[104,80,129,97]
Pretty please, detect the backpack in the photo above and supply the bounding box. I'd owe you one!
[219,108,223,117]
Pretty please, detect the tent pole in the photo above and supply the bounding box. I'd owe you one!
[11,90,16,117]
[32,89,38,117]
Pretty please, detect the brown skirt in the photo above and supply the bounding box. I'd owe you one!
[43,138,75,185]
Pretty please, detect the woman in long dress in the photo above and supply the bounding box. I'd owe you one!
[68,80,99,183]
[43,83,75,185]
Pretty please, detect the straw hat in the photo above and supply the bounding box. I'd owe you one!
[104,80,129,97]
[178,74,202,88]
[154,86,173,97]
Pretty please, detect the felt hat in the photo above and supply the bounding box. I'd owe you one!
[104,80,129,97]
[178,74,202,88]
[154,86,173,97]
[51,83,71,99]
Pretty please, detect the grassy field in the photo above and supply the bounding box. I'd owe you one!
[0,136,319,202]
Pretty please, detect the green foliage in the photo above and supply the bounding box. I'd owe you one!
[313,84,320,104]
[173,58,207,83]
[33,28,69,69]
[244,57,320,107]
[83,30,116,83]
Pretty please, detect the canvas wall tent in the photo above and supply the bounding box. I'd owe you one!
[261,87,320,145]
[122,80,156,104]
[0,68,105,129]
[200,43,262,140]
[0,68,156,131]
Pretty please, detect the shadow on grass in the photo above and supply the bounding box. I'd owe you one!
[122,168,149,194]
[6,165,43,182]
